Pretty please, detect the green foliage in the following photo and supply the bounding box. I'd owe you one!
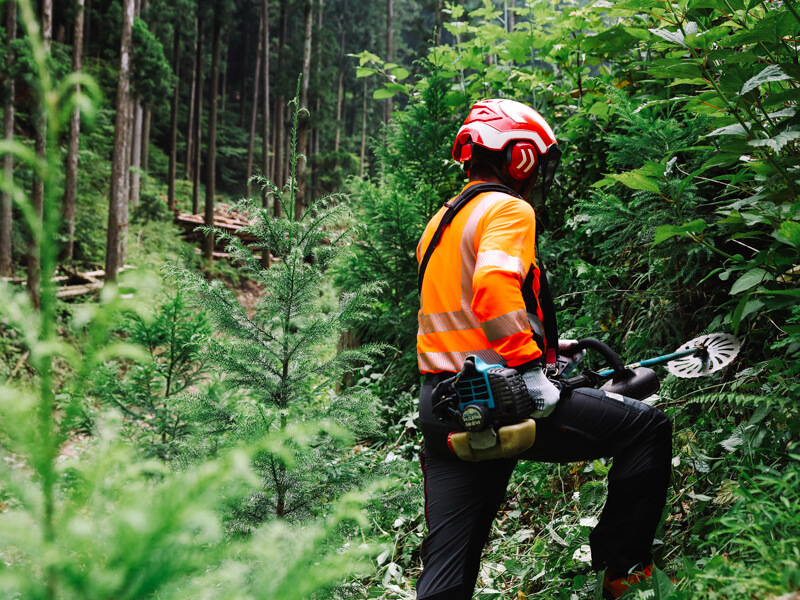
[92,288,211,460]
[168,92,389,528]
[132,17,175,104]
[0,9,377,599]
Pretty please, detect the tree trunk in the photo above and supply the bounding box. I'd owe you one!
[239,20,250,129]
[272,0,287,207]
[129,0,143,209]
[129,102,143,208]
[204,14,223,262]
[141,106,151,172]
[261,0,271,191]
[167,24,181,211]
[220,32,229,117]
[0,1,16,277]
[62,0,85,263]
[384,0,393,122]
[29,0,53,306]
[192,15,204,214]
[295,0,313,220]
[261,0,271,267]
[105,0,135,282]
[435,0,443,46]
[246,15,264,198]
[508,0,515,32]
[185,20,197,179]
[334,4,346,154]
[360,78,367,178]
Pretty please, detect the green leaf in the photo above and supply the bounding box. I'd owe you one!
[740,65,794,95]
[592,459,609,476]
[777,221,800,249]
[730,268,770,295]
[392,67,410,81]
[652,219,707,245]
[607,170,661,193]
[748,130,800,152]
[373,88,398,100]
[355,67,375,78]
[649,28,686,47]
[651,567,675,600]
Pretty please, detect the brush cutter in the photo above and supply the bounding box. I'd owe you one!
[433,333,741,461]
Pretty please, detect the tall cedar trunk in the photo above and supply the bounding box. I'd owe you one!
[0,1,16,277]
[508,0,515,31]
[29,0,53,306]
[185,21,197,179]
[84,0,91,57]
[141,106,151,171]
[260,0,271,268]
[360,78,366,178]
[129,0,143,209]
[167,24,181,211]
[384,0,393,122]
[261,0,270,195]
[105,0,135,282]
[272,0,287,210]
[204,14,222,262]
[62,0,86,263]
[239,21,250,128]
[140,2,151,172]
[245,15,263,198]
[192,16,204,214]
[435,0,443,45]
[295,0,313,220]
[334,3,346,154]
[311,0,322,199]
[220,32,229,116]
[129,103,143,207]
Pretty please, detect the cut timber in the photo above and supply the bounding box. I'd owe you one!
[0,265,136,299]
[174,203,258,244]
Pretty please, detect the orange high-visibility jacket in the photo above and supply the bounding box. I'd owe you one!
[417,182,546,374]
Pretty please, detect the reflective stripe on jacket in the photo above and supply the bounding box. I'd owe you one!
[416,182,545,374]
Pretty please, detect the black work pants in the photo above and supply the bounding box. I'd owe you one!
[416,376,672,600]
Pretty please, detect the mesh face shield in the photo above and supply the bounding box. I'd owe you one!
[531,144,562,206]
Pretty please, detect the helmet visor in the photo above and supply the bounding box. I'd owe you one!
[531,144,562,206]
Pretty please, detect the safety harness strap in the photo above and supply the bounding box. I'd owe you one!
[417,183,520,294]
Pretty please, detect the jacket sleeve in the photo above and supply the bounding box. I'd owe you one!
[470,198,542,367]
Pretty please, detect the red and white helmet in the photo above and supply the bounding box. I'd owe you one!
[453,99,561,202]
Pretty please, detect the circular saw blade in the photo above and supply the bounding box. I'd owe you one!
[667,333,741,378]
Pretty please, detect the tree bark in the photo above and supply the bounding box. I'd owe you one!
[334,2,346,153]
[141,105,151,172]
[246,15,263,199]
[0,1,16,277]
[185,19,197,179]
[62,0,86,263]
[261,0,271,191]
[105,0,135,282]
[192,14,204,214]
[167,24,181,211]
[220,32,229,117]
[129,0,143,209]
[272,0,287,208]
[295,0,313,220]
[384,0,393,122]
[360,77,367,178]
[508,0,515,32]
[204,13,223,262]
[29,0,53,306]
[239,19,251,129]
[129,102,143,207]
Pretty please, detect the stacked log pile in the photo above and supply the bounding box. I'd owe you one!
[1,265,135,299]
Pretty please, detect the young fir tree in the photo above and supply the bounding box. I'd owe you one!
[167,86,387,528]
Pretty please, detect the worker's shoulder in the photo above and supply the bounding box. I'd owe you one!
[480,191,535,221]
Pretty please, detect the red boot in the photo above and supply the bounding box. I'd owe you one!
[602,564,654,599]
